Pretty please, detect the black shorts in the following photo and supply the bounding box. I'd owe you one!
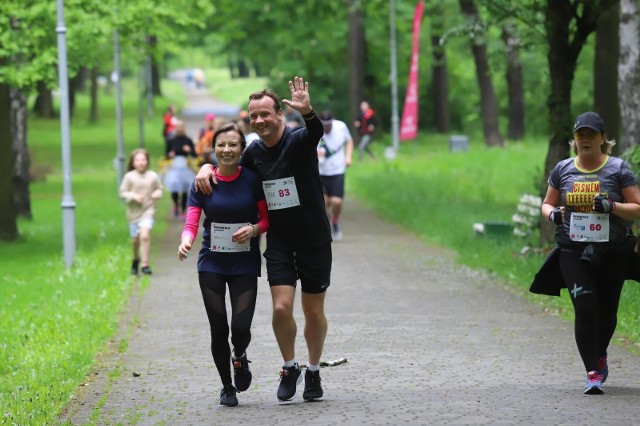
[320,174,345,198]
[263,242,332,294]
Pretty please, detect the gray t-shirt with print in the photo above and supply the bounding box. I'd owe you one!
[549,156,638,242]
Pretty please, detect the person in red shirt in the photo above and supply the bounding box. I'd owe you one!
[354,101,377,160]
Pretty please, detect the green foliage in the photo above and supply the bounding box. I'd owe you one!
[0,78,179,424]
[349,134,640,344]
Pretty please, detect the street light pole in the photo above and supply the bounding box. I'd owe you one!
[55,0,76,268]
[114,29,125,184]
[389,0,400,156]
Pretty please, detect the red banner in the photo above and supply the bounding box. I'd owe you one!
[399,0,425,141]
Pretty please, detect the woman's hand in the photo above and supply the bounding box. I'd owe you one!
[232,225,255,245]
[178,237,192,261]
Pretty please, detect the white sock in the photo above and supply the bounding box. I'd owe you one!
[283,359,296,368]
[307,363,320,372]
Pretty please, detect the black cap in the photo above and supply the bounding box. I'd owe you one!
[573,112,605,134]
[319,111,333,125]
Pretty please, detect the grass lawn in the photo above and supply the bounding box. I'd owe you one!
[0,78,182,425]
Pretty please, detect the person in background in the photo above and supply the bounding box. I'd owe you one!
[285,105,304,129]
[532,111,640,395]
[162,105,178,153]
[354,100,377,160]
[178,122,269,407]
[165,120,197,219]
[196,113,219,167]
[119,148,163,275]
[317,110,353,241]
[194,77,331,403]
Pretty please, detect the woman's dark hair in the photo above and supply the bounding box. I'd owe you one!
[212,122,247,151]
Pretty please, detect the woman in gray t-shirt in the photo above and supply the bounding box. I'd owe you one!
[540,111,640,395]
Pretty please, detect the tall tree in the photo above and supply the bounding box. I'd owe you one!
[594,0,621,152]
[541,0,617,194]
[10,87,31,219]
[429,1,451,133]
[502,21,525,140]
[459,0,504,146]
[619,0,640,152]
[348,0,365,135]
[0,82,18,241]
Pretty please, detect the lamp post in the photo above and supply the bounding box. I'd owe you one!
[56,0,76,268]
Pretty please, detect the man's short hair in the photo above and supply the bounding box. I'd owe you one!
[248,89,282,112]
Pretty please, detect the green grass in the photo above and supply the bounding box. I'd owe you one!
[349,134,640,349]
[0,79,181,425]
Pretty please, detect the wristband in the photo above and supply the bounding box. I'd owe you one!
[250,224,257,238]
[302,110,316,120]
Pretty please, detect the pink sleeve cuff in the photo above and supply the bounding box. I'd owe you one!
[181,206,202,241]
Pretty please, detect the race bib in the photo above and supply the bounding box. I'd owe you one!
[569,212,609,242]
[262,177,300,210]
[210,222,250,252]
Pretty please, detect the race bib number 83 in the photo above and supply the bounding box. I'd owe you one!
[262,177,300,210]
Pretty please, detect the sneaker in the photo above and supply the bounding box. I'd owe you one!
[303,369,323,401]
[331,223,343,241]
[597,356,608,384]
[219,384,238,407]
[584,370,604,395]
[131,259,140,275]
[277,363,302,401]
[141,266,152,275]
[233,352,252,392]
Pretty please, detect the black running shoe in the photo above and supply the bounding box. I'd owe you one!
[131,259,140,275]
[233,352,252,392]
[303,369,323,401]
[277,363,302,401]
[141,266,152,275]
[219,384,238,407]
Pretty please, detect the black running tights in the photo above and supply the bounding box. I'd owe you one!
[171,192,188,213]
[198,272,257,386]
[558,250,626,372]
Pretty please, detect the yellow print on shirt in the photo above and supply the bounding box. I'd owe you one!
[566,181,601,212]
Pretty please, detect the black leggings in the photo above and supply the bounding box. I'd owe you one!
[558,250,626,372]
[171,192,188,213]
[198,272,258,386]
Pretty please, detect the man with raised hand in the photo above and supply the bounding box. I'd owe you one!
[194,76,331,402]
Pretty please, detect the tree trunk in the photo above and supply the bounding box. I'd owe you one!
[619,0,640,152]
[33,80,56,118]
[68,72,82,119]
[10,87,31,220]
[348,0,365,137]
[89,66,99,123]
[594,1,621,153]
[459,0,503,146]
[149,35,162,96]
[0,82,19,241]
[502,22,525,140]
[237,59,249,77]
[430,2,451,133]
[540,0,600,241]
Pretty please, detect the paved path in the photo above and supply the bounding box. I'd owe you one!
[63,91,640,425]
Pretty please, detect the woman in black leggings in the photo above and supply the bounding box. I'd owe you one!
[535,111,640,394]
[178,123,269,406]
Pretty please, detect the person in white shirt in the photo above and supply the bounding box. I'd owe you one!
[317,111,353,241]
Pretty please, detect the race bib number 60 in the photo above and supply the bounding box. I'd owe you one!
[569,212,609,242]
[262,177,300,210]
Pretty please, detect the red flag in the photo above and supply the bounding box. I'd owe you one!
[399,0,425,141]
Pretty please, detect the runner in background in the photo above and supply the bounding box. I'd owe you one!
[533,111,640,395]
[119,149,163,275]
[354,100,377,160]
[317,110,353,241]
